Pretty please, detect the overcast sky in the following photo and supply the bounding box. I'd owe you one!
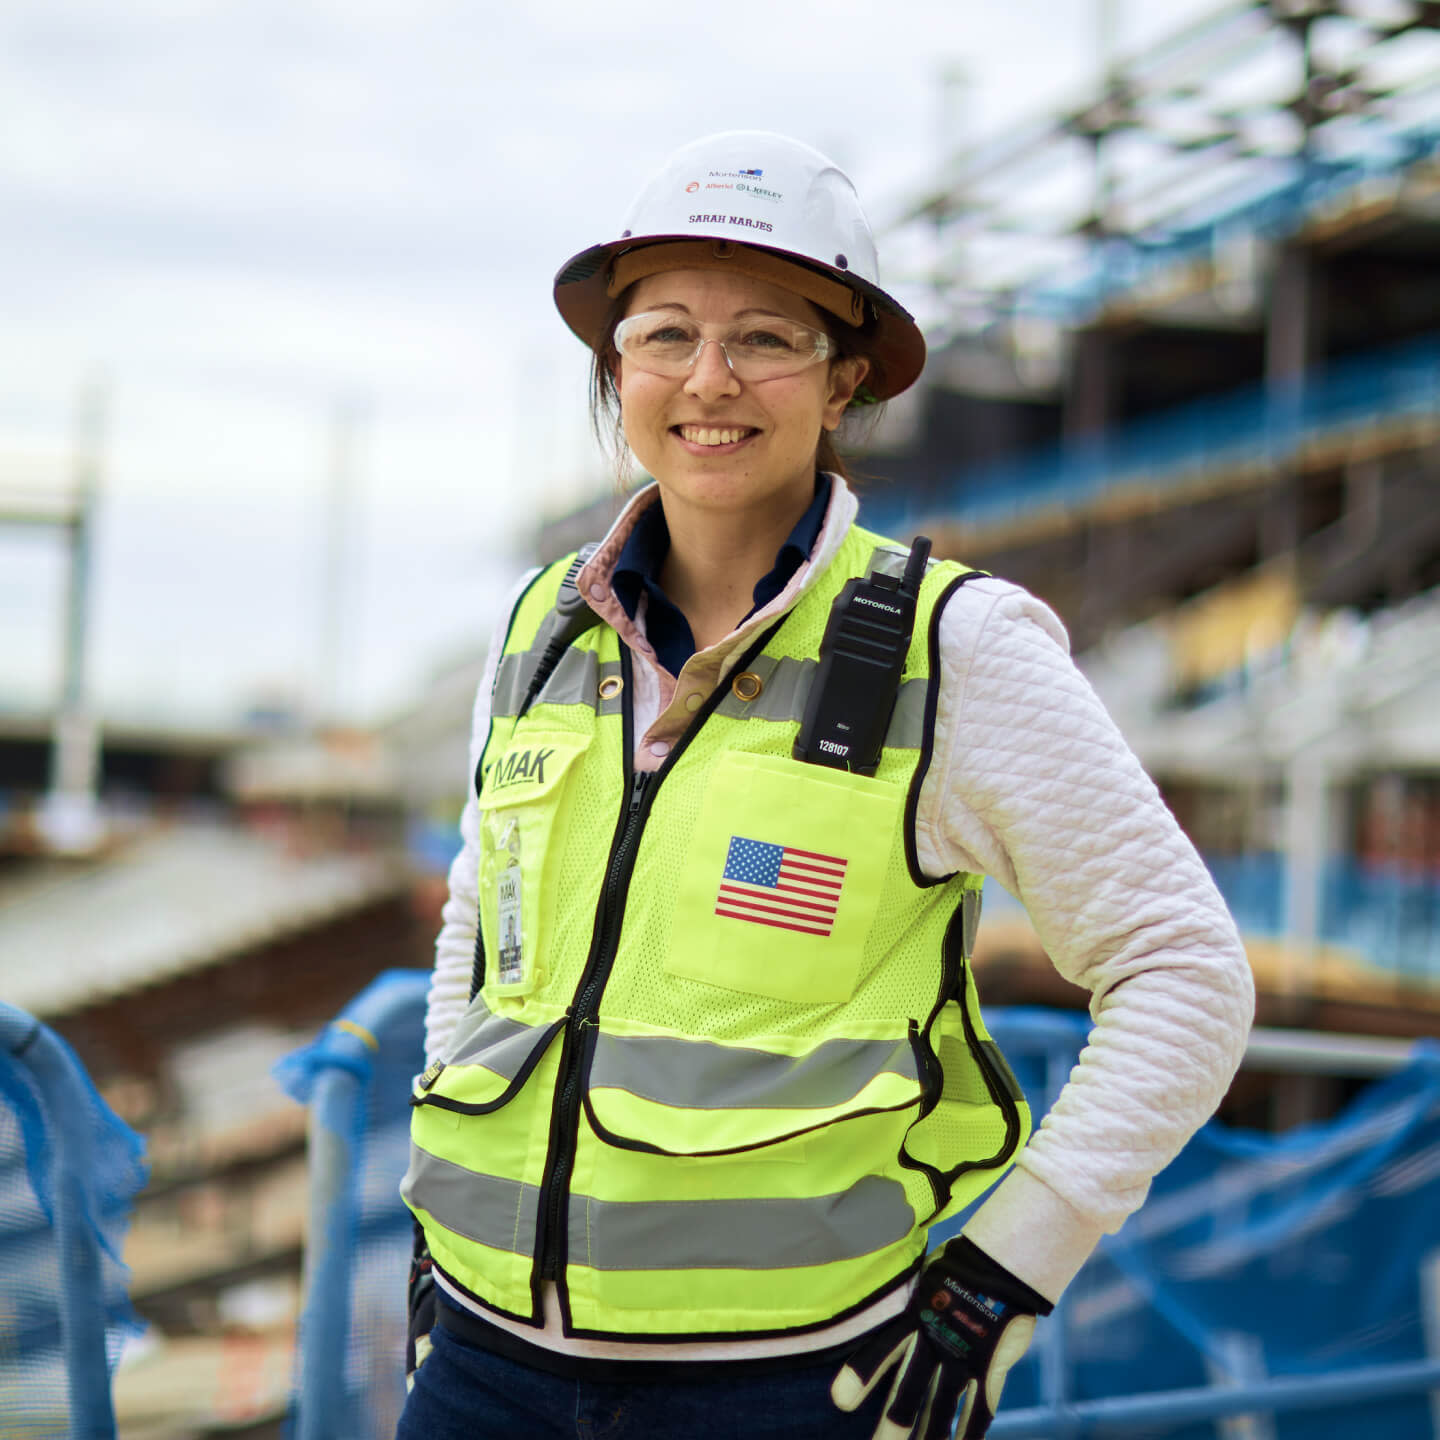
[0,0,1224,726]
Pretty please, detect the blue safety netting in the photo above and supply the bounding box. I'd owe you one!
[0,1005,147,1439]
[282,984,1440,1438]
[274,969,429,1440]
[966,1012,1440,1437]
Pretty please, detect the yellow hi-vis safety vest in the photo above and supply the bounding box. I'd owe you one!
[402,521,1030,1341]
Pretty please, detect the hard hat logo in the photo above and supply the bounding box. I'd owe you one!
[709,166,770,188]
[553,130,927,400]
[735,181,782,203]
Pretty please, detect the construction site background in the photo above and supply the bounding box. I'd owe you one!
[5,2,1440,1433]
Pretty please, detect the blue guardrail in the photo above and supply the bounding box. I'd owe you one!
[0,1002,146,1440]
[282,975,1440,1439]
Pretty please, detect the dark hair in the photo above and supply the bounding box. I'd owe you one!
[588,285,885,489]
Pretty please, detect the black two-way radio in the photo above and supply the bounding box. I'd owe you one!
[792,536,932,776]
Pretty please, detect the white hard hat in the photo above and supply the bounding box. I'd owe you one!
[554,130,926,400]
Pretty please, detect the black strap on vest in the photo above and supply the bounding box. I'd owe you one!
[514,542,604,722]
[792,536,932,777]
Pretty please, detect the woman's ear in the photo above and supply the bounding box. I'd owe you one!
[821,357,871,430]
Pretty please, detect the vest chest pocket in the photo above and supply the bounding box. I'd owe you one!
[665,751,901,1004]
[476,734,588,997]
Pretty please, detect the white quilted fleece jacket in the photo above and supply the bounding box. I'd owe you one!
[423,477,1254,1354]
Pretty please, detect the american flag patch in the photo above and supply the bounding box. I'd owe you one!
[714,836,848,937]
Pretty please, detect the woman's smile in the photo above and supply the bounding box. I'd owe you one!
[670,423,761,453]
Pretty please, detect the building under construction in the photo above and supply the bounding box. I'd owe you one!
[866,0,1436,611]
[808,0,1440,1058]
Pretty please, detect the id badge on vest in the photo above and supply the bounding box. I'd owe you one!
[496,821,525,986]
[475,733,588,998]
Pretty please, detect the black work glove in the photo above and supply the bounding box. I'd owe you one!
[405,1220,437,1391]
[831,1236,1053,1439]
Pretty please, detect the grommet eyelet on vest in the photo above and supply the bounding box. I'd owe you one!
[599,676,625,699]
[731,671,763,702]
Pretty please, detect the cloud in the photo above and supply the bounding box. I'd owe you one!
[0,0,1223,720]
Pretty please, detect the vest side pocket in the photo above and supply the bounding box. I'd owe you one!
[662,750,900,1005]
[580,1016,925,1157]
[411,1008,568,1115]
[901,996,1029,1206]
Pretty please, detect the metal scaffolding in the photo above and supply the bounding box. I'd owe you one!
[0,379,107,854]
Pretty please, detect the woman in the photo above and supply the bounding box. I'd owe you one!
[398,131,1254,1440]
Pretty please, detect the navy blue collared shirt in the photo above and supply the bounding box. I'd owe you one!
[611,475,832,677]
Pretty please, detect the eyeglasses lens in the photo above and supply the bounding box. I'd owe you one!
[615,313,830,380]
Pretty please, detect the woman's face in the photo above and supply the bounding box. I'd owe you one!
[616,267,866,524]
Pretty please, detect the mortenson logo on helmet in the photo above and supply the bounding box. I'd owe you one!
[689,214,774,233]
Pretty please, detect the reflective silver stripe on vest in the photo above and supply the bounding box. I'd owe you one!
[887,678,927,751]
[492,647,623,719]
[982,1040,1026,1104]
[866,545,911,581]
[490,543,937,728]
[568,1175,913,1271]
[404,1144,540,1255]
[490,592,586,716]
[491,649,537,718]
[713,654,814,724]
[591,1032,918,1111]
[446,1001,547,1078]
[408,1149,913,1271]
[961,889,982,960]
[539,647,598,711]
[713,654,927,750]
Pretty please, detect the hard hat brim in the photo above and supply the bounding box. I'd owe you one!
[553,237,927,401]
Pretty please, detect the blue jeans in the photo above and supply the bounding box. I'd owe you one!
[396,1312,891,1440]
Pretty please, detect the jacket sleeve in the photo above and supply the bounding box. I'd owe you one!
[423,568,541,1065]
[912,576,1255,1303]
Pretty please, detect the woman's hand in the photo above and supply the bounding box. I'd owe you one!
[831,1236,1051,1439]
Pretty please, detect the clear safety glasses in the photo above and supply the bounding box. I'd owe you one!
[613,311,832,381]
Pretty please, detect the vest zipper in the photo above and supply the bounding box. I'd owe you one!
[531,616,785,1295]
[537,767,656,1281]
